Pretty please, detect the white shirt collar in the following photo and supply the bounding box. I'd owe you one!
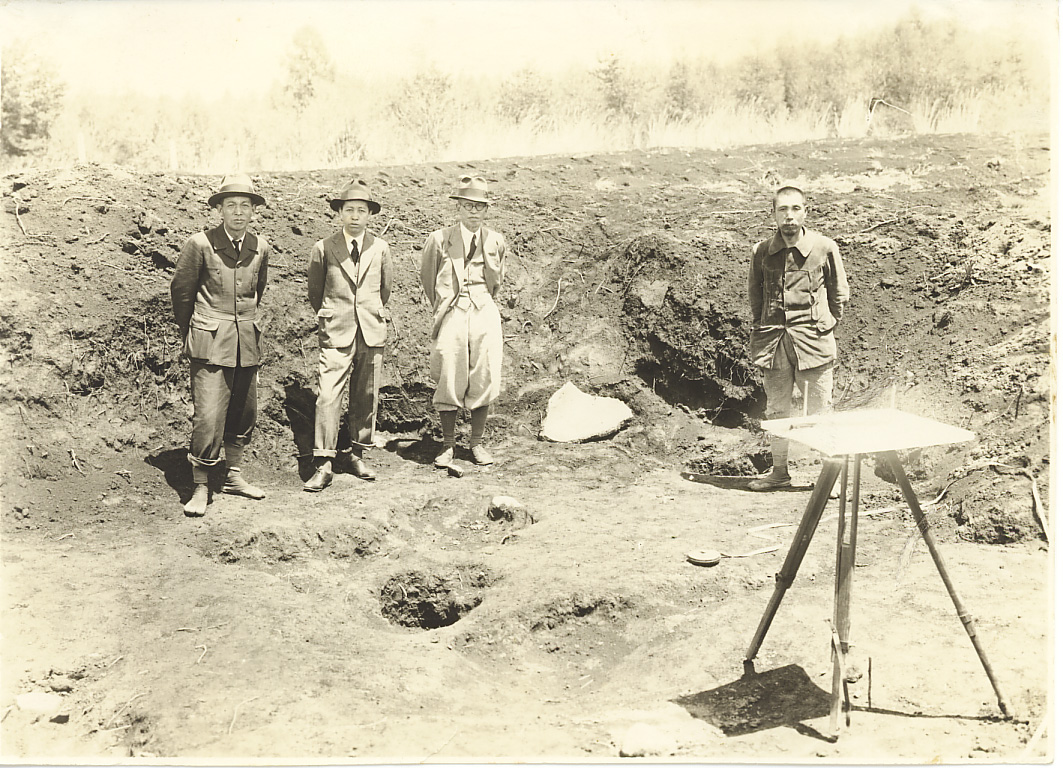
[344,229,366,254]
[459,222,481,254]
[223,228,245,246]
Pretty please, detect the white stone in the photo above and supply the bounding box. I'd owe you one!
[540,383,633,443]
[16,691,64,715]
[618,722,676,758]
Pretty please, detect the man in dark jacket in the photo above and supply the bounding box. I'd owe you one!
[170,174,271,516]
[747,184,849,491]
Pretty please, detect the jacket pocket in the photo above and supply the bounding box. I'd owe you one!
[186,315,220,359]
[783,270,812,309]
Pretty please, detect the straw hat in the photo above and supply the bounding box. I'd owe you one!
[208,173,266,208]
[330,179,381,214]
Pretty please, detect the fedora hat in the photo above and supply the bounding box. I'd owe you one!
[449,175,492,205]
[330,179,381,215]
[208,173,266,208]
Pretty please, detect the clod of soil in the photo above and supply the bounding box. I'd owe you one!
[380,565,497,629]
[946,470,1042,544]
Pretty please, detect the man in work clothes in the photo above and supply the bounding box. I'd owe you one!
[170,174,271,516]
[420,176,507,468]
[747,183,850,491]
[303,180,393,492]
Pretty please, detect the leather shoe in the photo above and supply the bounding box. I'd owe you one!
[434,447,454,468]
[471,445,495,465]
[303,466,333,492]
[351,457,376,480]
[748,474,792,492]
[183,484,209,517]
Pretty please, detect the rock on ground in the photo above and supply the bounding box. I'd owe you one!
[540,383,633,443]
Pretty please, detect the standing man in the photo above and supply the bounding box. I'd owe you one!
[420,176,507,468]
[748,183,850,491]
[170,174,271,516]
[303,180,393,492]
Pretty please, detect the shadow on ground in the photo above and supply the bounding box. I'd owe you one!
[675,664,832,737]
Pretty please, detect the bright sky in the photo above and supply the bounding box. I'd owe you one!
[1,0,1056,100]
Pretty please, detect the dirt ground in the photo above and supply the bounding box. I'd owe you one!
[0,132,1052,761]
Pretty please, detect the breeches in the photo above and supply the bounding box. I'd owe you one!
[188,361,258,467]
[430,300,502,411]
[314,329,382,456]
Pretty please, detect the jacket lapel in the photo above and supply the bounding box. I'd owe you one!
[330,231,359,286]
[208,226,238,263]
[445,225,465,285]
[240,232,258,263]
[357,232,376,284]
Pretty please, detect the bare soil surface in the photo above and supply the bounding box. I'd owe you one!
[0,133,1051,761]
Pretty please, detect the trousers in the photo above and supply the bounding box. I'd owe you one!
[313,329,382,457]
[188,360,258,467]
[762,331,833,471]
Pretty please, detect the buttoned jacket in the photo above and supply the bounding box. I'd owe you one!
[748,227,849,370]
[307,230,393,348]
[419,224,506,339]
[170,225,271,367]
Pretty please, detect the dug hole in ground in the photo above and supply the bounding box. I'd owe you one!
[0,133,1051,761]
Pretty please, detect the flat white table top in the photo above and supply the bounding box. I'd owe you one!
[760,408,976,457]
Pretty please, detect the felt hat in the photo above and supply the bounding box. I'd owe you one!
[208,173,266,208]
[449,175,492,205]
[330,179,381,215]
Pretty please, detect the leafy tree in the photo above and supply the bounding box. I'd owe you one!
[389,67,455,154]
[1,41,65,157]
[497,67,551,128]
[282,27,335,112]
[592,56,638,120]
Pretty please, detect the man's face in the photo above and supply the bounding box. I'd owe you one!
[456,199,488,232]
[773,190,807,237]
[340,200,371,236]
[218,195,254,238]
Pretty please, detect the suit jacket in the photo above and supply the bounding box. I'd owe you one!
[170,225,270,367]
[419,224,506,339]
[307,230,393,348]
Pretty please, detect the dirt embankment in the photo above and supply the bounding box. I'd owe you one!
[0,133,1051,760]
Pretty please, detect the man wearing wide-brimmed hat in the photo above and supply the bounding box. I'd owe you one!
[170,173,272,516]
[420,175,507,469]
[303,179,393,492]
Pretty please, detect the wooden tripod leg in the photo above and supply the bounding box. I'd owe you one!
[830,454,861,737]
[884,451,1013,718]
[745,458,844,663]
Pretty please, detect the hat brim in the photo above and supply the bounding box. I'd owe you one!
[209,190,266,208]
[330,198,381,215]
[449,193,492,205]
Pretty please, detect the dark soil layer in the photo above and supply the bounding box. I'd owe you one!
[0,133,1050,760]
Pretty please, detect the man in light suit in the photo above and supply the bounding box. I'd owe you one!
[304,180,393,492]
[420,176,506,469]
[170,174,271,517]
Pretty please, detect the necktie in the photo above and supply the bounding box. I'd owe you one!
[350,238,360,262]
[232,238,241,255]
[466,234,477,266]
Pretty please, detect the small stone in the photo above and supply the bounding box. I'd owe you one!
[618,723,675,758]
[48,677,74,693]
[488,495,529,523]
